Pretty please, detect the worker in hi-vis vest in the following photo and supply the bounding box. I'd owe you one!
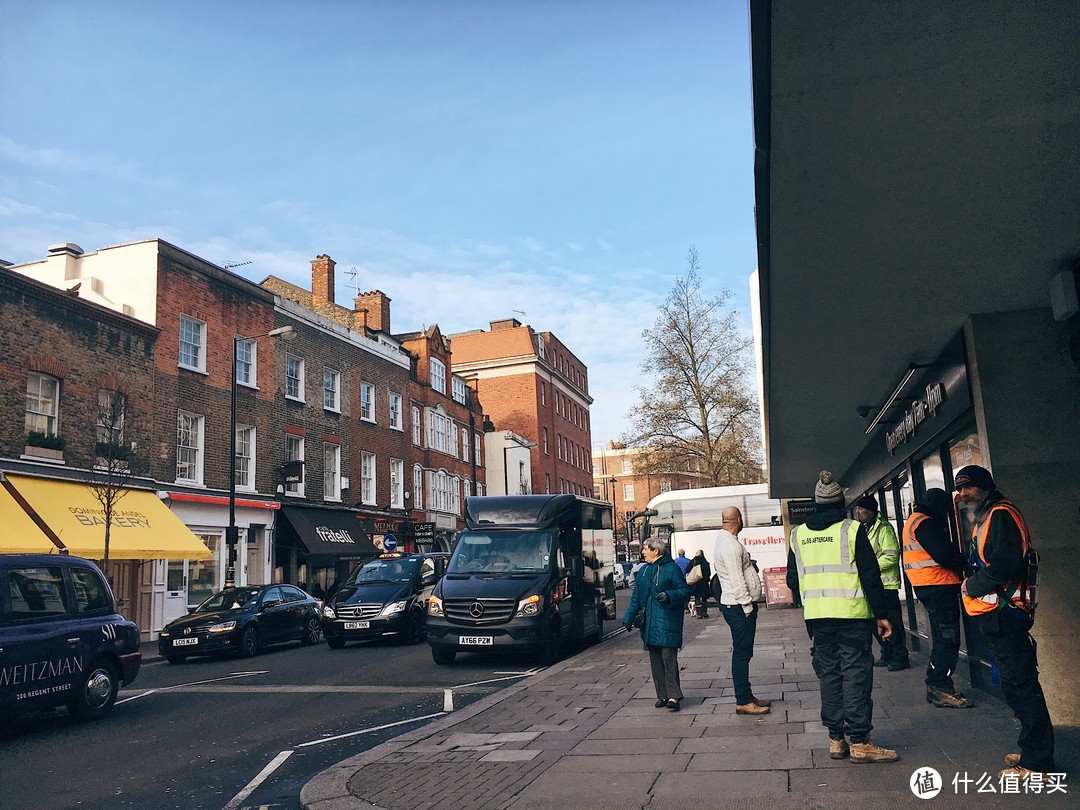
[901,488,972,709]
[786,470,898,765]
[855,495,909,671]
[956,465,1055,781]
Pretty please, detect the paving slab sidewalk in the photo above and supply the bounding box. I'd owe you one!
[301,607,1076,810]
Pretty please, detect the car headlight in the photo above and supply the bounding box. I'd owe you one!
[427,594,443,616]
[322,604,336,619]
[159,630,170,638]
[208,620,237,633]
[516,594,543,617]
[380,600,408,618]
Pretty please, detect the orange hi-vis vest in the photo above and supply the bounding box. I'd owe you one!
[962,499,1031,617]
[902,512,962,587]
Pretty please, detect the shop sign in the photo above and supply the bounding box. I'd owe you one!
[414,522,436,542]
[786,499,820,526]
[885,382,946,456]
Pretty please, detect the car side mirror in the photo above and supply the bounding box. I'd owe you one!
[422,574,437,587]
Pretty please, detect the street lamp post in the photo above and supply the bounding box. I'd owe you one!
[226,324,296,587]
[608,475,619,561]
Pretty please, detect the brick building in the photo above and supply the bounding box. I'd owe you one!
[395,324,487,551]
[450,318,594,498]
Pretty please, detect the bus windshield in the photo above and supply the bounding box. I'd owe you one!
[447,530,554,575]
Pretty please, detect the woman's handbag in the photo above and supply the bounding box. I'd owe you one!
[686,564,703,585]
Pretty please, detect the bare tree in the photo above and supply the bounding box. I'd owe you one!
[87,388,139,576]
[625,246,762,486]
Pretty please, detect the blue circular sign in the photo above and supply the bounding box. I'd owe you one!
[383,534,398,552]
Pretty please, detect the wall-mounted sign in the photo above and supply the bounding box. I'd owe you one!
[414,522,436,542]
[786,499,820,526]
[281,459,304,484]
[885,382,946,456]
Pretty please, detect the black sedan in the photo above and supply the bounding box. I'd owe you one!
[158,584,322,663]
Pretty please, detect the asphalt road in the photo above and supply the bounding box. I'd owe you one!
[0,589,633,810]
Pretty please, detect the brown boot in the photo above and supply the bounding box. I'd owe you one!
[829,738,850,760]
[1003,753,1021,767]
[999,766,1047,782]
[926,689,975,709]
[850,740,899,763]
[735,702,770,715]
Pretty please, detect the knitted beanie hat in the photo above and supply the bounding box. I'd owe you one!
[814,470,844,505]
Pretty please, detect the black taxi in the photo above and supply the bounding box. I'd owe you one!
[321,552,448,647]
[0,554,140,724]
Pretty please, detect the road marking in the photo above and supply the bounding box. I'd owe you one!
[453,673,532,688]
[223,749,293,810]
[444,688,454,711]
[157,670,270,691]
[296,712,445,748]
[115,689,158,705]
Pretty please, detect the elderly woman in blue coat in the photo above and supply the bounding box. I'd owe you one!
[623,536,691,710]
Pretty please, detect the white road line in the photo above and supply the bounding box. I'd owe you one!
[296,712,446,748]
[453,673,532,688]
[223,749,293,810]
[157,670,269,691]
[115,689,158,706]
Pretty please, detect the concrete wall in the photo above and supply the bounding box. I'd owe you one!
[966,308,1080,724]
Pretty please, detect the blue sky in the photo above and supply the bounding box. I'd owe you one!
[1,0,757,445]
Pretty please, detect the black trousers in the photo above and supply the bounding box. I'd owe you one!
[721,602,759,704]
[874,589,908,663]
[916,585,962,692]
[810,620,875,742]
[974,611,1056,772]
[647,645,683,702]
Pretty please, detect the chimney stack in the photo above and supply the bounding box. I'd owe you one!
[47,243,85,281]
[354,290,391,333]
[311,254,336,308]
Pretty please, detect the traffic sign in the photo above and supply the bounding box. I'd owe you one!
[383,533,398,552]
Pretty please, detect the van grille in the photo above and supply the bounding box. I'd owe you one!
[444,597,516,625]
[334,603,383,620]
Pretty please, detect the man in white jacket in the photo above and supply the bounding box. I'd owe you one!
[713,506,770,715]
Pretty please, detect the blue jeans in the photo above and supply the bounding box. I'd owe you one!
[721,602,759,705]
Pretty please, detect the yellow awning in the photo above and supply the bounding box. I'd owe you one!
[6,476,211,560]
[0,481,59,554]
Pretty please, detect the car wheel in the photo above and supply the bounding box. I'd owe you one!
[300,616,321,645]
[431,646,456,665]
[165,654,187,665]
[399,612,426,645]
[237,624,260,658]
[326,636,346,649]
[68,658,119,721]
[536,626,562,667]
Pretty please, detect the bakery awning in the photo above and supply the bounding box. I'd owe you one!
[278,506,378,557]
[0,479,59,554]
[4,475,211,560]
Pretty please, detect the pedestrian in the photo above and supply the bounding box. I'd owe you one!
[901,488,973,709]
[674,548,691,574]
[787,470,899,764]
[686,548,712,618]
[955,465,1056,780]
[854,495,910,671]
[713,506,770,716]
[622,536,691,711]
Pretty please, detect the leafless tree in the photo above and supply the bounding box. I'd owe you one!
[86,388,140,575]
[625,246,763,486]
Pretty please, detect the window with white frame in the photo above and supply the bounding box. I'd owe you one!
[390,458,404,508]
[25,372,60,436]
[360,381,375,421]
[660,481,672,493]
[235,338,256,387]
[323,369,341,411]
[450,476,461,514]
[474,433,481,465]
[540,381,546,406]
[389,392,402,430]
[623,483,634,501]
[413,464,424,509]
[96,389,125,447]
[284,433,304,496]
[426,409,457,455]
[178,315,206,371]
[461,427,469,462]
[476,481,484,497]
[176,410,204,483]
[463,479,471,502]
[430,470,451,513]
[542,427,548,455]
[451,377,467,405]
[429,358,446,395]
[235,425,255,490]
[411,405,421,445]
[285,354,305,401]
[360,452,375,505]
[622,458,632,474]
[323,443,341,501]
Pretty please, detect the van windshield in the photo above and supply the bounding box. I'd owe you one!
[447,530,554,575]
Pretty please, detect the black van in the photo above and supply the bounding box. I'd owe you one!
[0,555,141,724]
[426,495,615,666]
[321,552,449,648]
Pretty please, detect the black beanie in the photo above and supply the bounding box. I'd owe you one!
[954,465,995,491]
[856,495,878,512]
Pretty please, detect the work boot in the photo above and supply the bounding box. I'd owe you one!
[999,766,1047,782]
[829,737,850,760]
[1003,753,1021,767]
[735,702,770,715]
[850,740,900,763]
[926,689,974,709]
[751,698,772,707]
[887,659,910,671]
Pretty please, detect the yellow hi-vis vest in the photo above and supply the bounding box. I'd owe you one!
[789,518,872,620]
[866,516,902,590]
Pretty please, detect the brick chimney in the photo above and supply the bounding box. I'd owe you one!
[311,254,336,308]
[354,290,391,333]
[490,317,522,331]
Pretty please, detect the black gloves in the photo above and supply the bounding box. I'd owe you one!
[623,622,633,633]
[656,591,670,604]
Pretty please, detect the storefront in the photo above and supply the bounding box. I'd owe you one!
[276,505,380,598]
